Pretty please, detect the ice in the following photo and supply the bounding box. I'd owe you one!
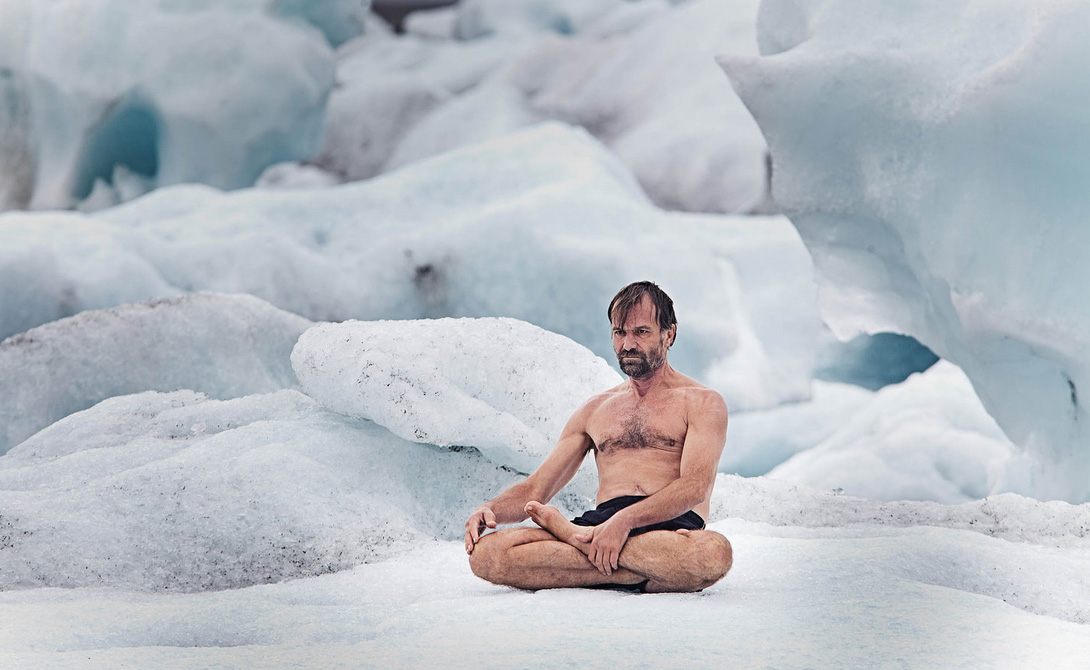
[721,0,1090,501]
[0,389,521,591]
[0,0,336,211]
[720,380,875,477]
[375,0,770,214]
[451,0,627,39]
[1,475,1088,668]
[766,362,1020,503]
[292,317,620,477]
[0,123,820,412]
[815,330,940,391]
[0,211,180,341]
[0,293,311,455]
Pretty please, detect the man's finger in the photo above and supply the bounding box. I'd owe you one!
[574,533,591,543]
[484,509,497,528]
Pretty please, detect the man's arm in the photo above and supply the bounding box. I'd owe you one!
[576,389,727,575]
[464,399,597,555]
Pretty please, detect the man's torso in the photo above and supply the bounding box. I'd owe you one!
[584,377,712,520]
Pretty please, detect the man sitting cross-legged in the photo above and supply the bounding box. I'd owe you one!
[465,281,733,593]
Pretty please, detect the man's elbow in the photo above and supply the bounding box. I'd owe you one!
[681,477,712,508]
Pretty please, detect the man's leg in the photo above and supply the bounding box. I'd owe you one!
[469,527,649,590]
[524,502,733,593]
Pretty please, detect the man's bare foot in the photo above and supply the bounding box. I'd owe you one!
[524,501,588,552]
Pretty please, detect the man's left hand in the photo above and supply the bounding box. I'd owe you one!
[574,518,631,576]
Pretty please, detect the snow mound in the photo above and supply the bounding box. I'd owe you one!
[711,473,1089,550]
[0,390,520,591]
[292,318,621,475]
[720,380,875,476]
[722,0,1090,501]
[0,293,310,455]
[768,361,1020,503]
[0,0,334,211]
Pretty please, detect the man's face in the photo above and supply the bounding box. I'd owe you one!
[611,294,673,380]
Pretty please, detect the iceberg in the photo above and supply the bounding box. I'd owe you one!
[722,0,1090,501]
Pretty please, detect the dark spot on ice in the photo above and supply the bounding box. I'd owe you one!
[412,261,448,315]
[1068,376,1078,409]
[313,229,328,246]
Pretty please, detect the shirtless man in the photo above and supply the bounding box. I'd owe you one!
[465,281,732,593]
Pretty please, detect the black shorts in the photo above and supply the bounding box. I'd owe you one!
[571,495,705,536]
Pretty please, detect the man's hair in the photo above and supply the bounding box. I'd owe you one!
[607,281,677,344]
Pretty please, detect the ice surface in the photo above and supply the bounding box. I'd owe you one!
[0,0,335,211]
[0,293,311,455]
[0,123,820,411]
[292,317,619,478]
[722,0,1090,501]
[1,475,1088,668]
[0,389,521,591]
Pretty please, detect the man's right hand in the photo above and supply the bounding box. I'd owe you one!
[464,506,498,555]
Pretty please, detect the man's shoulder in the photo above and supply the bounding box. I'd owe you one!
[668,375,727,416]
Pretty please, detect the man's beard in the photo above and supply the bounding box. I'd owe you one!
[617,343,667,379]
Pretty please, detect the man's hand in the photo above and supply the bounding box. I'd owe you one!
[574,517,631,576]
[464,506,498,555]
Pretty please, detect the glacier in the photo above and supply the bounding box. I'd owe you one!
[722,0,1090,501]
[2,306,1089,668]
[0,0,1088,667]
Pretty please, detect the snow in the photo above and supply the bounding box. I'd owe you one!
[722,0,1090,501]
[1,477,1088,668]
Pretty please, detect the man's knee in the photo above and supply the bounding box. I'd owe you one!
[468,532,503,582]
[692,531,732,585]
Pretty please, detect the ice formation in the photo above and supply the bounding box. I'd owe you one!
[0,389,521,591]
[0,0,338,211]
[0,293,311,454]
[0,123,820,412]
[292,317,619,477]
[722,0,1090,501]
[317,0,768,213]
[766,362,1020,503]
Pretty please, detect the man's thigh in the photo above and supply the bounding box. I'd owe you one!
[476,526,557,551]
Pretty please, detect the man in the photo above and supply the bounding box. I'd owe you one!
[465,281,732,593]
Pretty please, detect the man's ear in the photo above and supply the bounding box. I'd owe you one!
[667,325,677,348]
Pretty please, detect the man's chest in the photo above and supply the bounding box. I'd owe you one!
[587,396,688,454]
